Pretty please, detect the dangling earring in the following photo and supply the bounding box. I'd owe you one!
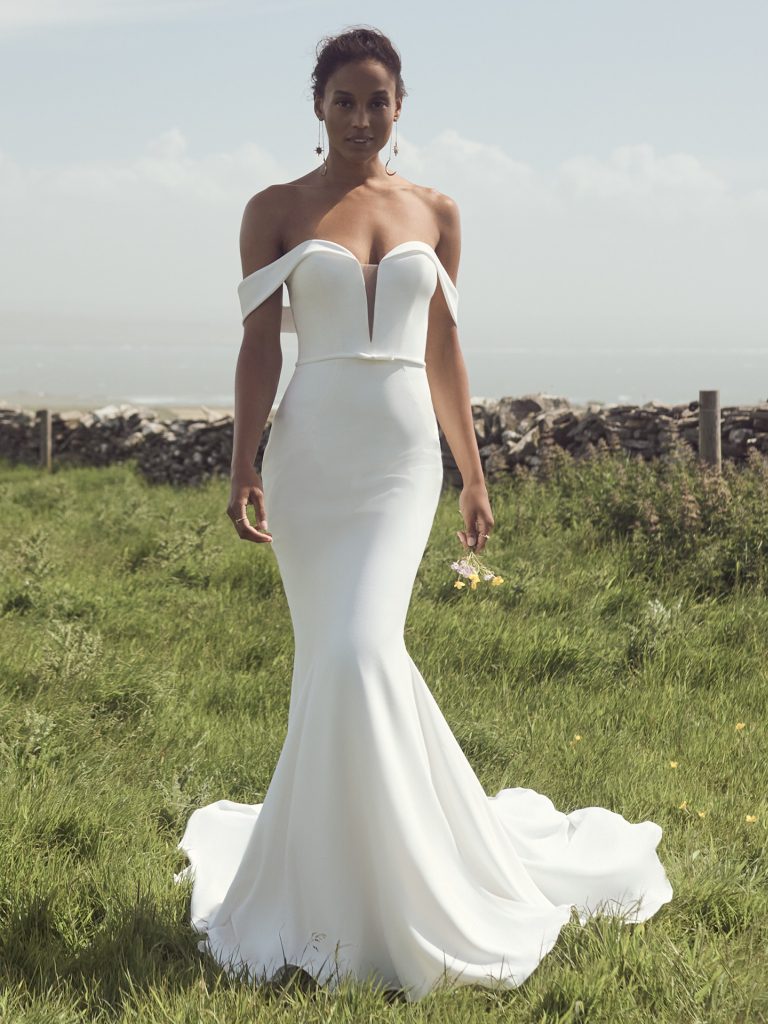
[385,118,399,176]
[315,118,328,176]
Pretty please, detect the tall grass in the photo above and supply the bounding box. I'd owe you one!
[0,447,766,1023]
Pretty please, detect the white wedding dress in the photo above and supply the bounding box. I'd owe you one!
[175,238,673,1000]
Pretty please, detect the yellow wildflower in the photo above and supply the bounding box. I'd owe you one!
[669,761,678,768]
[697,810,707,818]
[735,722,746,731]
[454,580,466,589]
[745,815,757,823]
[449,552,504,591]
[573,734,582,742]
[678,800,688,810]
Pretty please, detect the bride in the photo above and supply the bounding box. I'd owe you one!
[175,25,673,1002]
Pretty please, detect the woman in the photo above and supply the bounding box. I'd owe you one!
[176,26,673,1002]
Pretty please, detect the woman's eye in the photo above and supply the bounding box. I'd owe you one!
[334,99,387,108]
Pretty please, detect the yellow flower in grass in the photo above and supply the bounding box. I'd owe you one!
[745,815,757,824]
[697,809,707,818]
[491,575,504,585]
[735,722,746,731]
[454,580,466,589]
[678,800,688,810]
[574,734,582,742]
[669,761,679,769]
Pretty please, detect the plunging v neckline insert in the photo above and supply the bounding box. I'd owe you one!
[360,263,378,344]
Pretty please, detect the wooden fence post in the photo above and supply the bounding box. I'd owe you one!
[38,408,52,471]
[698,389,721,472]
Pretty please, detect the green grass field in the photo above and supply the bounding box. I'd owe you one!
[1,445,767,1023]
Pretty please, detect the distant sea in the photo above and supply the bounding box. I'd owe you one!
[1,339,767,410]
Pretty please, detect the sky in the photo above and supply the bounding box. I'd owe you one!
[1,0,767,407]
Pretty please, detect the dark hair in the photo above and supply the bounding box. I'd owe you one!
[311,26,407,103]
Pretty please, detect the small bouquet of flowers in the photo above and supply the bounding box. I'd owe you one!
[450,549,504,591]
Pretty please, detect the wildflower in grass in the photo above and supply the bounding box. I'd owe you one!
[450,551,504,591]
[697,809,707,818]
[745,815,757,823]
[669,761,679,768]
[735,722,746,731]
[574,734,582,742]
[678,800,689,810]
[451,559,476,577]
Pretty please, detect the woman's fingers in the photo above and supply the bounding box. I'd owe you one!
[474,514,493,552]
[227,496,272,543]
[456,512,494,551]
[251,487,269,533]
[236,512,272,543]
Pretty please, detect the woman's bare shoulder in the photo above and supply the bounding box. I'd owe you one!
[241,182,295,232]
[240,175,320,264]
[239,185,292,276]
[401,183,461,282]
[408,183,461,266]
[403,180,460,232]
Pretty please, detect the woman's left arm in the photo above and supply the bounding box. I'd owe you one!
[425,193,495,554]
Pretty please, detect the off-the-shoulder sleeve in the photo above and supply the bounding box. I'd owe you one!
[237,248,300,328]
[431,254,459,326]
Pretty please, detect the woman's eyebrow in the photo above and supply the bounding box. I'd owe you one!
[332,88,389,97]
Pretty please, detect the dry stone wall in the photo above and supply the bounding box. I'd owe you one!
[1,395,767,487]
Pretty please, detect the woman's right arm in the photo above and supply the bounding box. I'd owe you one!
[227,188,285,543]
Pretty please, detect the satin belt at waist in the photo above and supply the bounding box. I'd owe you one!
[295,352,426,368]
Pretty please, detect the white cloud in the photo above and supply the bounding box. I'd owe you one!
[561,143,727,197]
[0,128,281,202]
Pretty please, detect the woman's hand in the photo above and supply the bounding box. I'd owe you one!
[227,466,273,543]
[457,479,494,553]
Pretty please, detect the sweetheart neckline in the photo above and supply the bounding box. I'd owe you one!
[281,238,438,270]
[236,236,460,336]
[240,238,448,283]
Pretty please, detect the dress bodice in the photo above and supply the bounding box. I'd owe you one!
[237,239,459,368]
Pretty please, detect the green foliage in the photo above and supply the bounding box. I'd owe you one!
[538,440,768,596]
[0,456,767,1023]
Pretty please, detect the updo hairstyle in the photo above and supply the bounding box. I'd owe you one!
[311,26,408,103]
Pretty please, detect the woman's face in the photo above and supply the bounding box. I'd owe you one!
[316,59,400,162]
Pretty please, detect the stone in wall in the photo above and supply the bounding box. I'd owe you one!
[2,394,768,486]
